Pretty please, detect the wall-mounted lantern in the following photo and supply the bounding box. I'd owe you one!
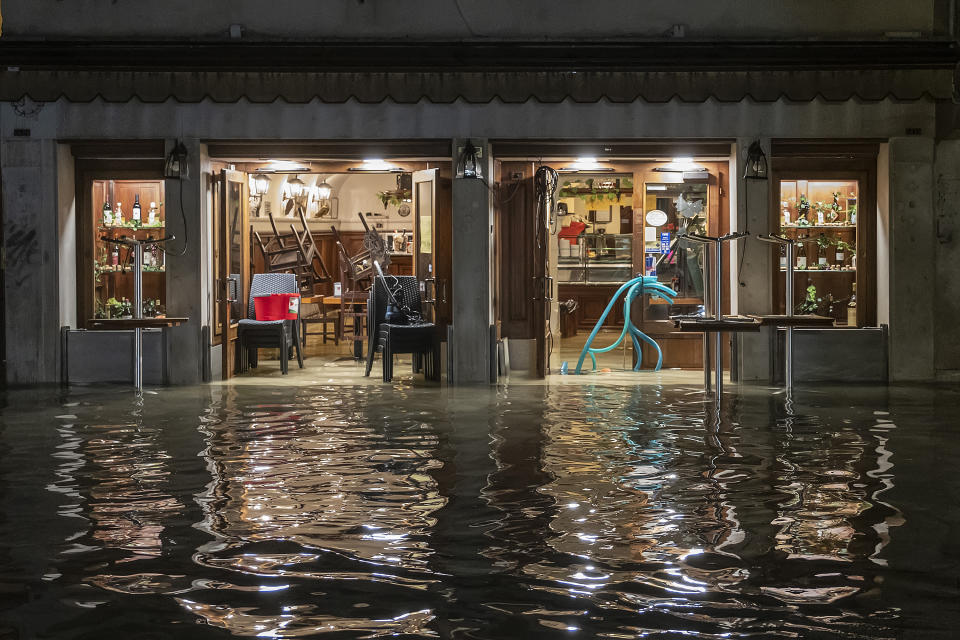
[456,139,483,180]
[163,140,189,180]
[743,140,768,180]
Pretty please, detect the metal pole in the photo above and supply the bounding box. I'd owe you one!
[785,240,794,394]
[133,242,144,393]
[714,238,723,397]
[703,245,712,392]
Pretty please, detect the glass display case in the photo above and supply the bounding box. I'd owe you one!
[778,179,858,325]
[92,179,167,319]
[558,233,632,284]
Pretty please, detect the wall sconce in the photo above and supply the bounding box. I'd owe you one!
[163,140,189,180]
[456,140,483,180]
[315,176,333,200]
[283,175,307,200]
[248,173,270,216]
[743,140,768,180]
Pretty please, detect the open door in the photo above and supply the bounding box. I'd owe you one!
[412,169,453,335]
[217,169,250,378]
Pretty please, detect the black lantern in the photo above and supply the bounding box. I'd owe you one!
[164,140,190,180]
[743,140,768,180]
[456,139,483,180]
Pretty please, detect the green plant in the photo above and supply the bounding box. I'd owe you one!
[377,189,412,209]
[796,284,821,315]
[816,234,833,249]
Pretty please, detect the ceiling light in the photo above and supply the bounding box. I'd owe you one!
[348,158,403,172]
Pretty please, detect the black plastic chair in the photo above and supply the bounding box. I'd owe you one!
[364,275,440,382]
[237,273,303,375]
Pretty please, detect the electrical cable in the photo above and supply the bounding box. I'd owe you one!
[163,177,189,257]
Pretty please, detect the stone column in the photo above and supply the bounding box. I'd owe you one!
[732,137,774,382]
[450,138,493,384]
[163,138,205,385]
[1,137,61,384]
[887,137,935,381]
[933,139,960,380]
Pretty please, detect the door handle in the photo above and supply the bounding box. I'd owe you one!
[219,276,238,304]
[441,279,447,304]
[422,277,436,304]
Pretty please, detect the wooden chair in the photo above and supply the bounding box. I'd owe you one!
[254,205,332,294]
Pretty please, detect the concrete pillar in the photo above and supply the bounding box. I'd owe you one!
[1,138,61,384]
[450,138,493,384]
[933,139,960,379]
[887,137,935,381]
[732,138,774,382]
[163,138,205,384]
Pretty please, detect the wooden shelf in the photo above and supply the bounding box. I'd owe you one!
[782,269,855,273]
[87,317,187,330]
[781,224,855,230]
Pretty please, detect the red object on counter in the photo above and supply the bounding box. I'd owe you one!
[559,221,587,239]
[254,293,300,321]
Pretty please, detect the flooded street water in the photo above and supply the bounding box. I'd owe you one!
[1,382,958,639]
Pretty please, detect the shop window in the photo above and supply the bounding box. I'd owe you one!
[777,179,859,325]
[557,174,634,285]
[92,179,166,319]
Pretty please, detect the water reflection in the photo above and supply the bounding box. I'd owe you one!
[188,385,447,636]
[3,383,936,638]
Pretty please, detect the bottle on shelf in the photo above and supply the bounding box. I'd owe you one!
[144,235,153,267]
[847,283,857,326]
[148,201,158,226]
[796,245,807,270]
[817,234,828,267]
[132,195,142,227]
[111,244,119,267]
[835,241,846,266]
[779,244,787,270]
[114,202,124,226]
[102,201,113,227]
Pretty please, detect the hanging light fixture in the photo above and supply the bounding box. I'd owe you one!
[284,175,306,200]
[163,140,189,180]
[455,140,483,180]
[743,140,768,180]
[249,173,271,197]
[315,176,333,200]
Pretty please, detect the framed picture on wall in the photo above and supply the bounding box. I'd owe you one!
[591,206,612,223]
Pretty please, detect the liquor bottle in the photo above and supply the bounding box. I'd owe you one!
[132,195,142,227]
[817,234,828,267]
[796,248,807,270]
[779,244,787,270]
[847,283,857,326]
[148,202,158,226]
[154,242,164,270]
[835,242,845,265]
[111,245,119,267]
[114,202,124,226]
[102,201,113,227]
[143,236,153,267]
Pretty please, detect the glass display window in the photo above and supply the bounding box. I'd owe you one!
[92,179,166,319]
[777,179,858,325]
[641,182,708,313]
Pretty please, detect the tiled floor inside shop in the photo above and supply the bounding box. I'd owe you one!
[231,329,708,386]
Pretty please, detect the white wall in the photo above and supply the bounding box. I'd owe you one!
[250,172,413,235]
[0,0,941,40]
[876,143,890,327]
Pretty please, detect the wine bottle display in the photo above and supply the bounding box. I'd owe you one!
[132,194,142,225]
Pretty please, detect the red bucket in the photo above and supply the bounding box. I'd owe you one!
[254,293,300,321]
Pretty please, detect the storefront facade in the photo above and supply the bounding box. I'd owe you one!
[1,9,959,386]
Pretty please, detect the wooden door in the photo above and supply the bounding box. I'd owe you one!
[532,171,555,378]
[218,169,250,378]
[412,169,453,334]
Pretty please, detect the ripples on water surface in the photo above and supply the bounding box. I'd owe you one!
[1,383,958,639]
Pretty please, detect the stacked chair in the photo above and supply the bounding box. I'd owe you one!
[237,272,303,375]
[254,205,332,295]
[364,274,440,382]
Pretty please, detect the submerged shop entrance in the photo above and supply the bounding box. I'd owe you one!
[494,144,733,379]
[206,143,452,380]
